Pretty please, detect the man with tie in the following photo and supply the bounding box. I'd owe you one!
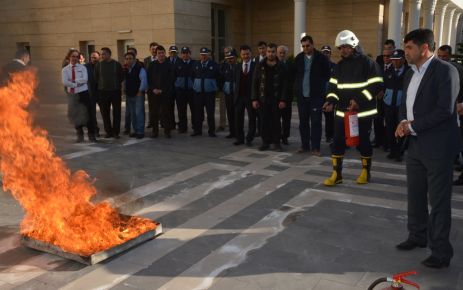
[62,49,96,143]
[395,29,462,269]
[143,42,158,129]
[191,47,220,137]
[233,45,256,146]
[383,49,409,161]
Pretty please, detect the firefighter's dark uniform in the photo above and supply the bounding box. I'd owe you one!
[324,52,383,185]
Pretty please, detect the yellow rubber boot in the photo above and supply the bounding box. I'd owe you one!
[356,156,371,184]
[324,155,343,186]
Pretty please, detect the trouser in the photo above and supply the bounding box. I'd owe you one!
[176,89,194,132]
[147,90,155,127]
[324,110,334,140]
[406,137,454,260]
[224,93,235,136]
[75,91,95,137]
[281,100,292,140]
[171,91,177,129]
[373,100,385,147]
[99,90,121,136]
[260,101,281,145]
[89,90,100,134]
[126,95,145,135]
[193,92,216,134]
[298,97,323,151]
[384,104,403,157]
[124,97,132,132]
[152,93,173,134]
[331,116,373,157]
[219,92,226,128]
[234,98,257,143]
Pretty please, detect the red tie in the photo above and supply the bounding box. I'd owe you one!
[70,65,76,94]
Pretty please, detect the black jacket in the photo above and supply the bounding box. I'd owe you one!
[148,60,174,96]
[326,53,383,118]
[293,50,331,101]
[1,60,28,85]
[251,59,288,104]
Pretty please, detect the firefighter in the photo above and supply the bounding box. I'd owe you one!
[322,30,383,186]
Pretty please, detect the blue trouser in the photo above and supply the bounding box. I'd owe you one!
[297,97,323,151]
[126,95,145,135]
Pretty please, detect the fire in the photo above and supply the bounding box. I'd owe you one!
[0,70,156,256]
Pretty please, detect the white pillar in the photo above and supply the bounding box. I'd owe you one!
[434,3,448,47]
[443,8,456,45]
[293,0,306,56]
[388,0,404,45]
[408,0,422,32]
[451,12,461,50]
[421,0,437,29]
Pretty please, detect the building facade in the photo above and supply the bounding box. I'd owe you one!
[0,0,462,100]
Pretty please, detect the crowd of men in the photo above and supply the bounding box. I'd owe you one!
[1,27,463,269]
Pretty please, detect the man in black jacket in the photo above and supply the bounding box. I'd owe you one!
[85,51,101,137]
[252,43,288,151]
[147,45,174,138]
[1,48,31,85]
[293,36,331,155]
[234,45,256,146]
[277,45,294,145]
[174,46,195,133]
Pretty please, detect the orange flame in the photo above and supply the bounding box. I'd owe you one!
[0,70,156,256]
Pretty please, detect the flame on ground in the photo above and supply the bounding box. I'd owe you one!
[0,70,156,256]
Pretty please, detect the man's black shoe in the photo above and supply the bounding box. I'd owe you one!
[191,132,201,137]
[225,134,234,139]
[123,130,130,135]
[104,134,113,138]
[395,155,403,162]
[396,239,427,251]
[165,132,171,138]
[114,135,120,139]
[129,133,137,138]
[89,136,97,143]
[136,134,144,139]
[258,144,270,151]
[234,140,244,146]
[178,129,187,134]
[245,141,252,147]
[387,153,395,159]
[282,138,289,145]
[208,133,217,137]
[273,144,283,152]
[151,132,159,138]
[75,135,84,143]
[147,124,153,128]
[421,256,450,269]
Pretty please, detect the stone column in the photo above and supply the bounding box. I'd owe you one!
[451,12,461,50]
[293,0,307,56]
[388,0,404,45]
[443,7,456,45]
[434,2,448,47]
[408,0,422,32]
[421,0,437,29]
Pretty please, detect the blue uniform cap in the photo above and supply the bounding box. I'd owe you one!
[390,49,405,60]
[200,47,210,55]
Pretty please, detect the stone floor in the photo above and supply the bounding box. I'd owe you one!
[0,102,462,290]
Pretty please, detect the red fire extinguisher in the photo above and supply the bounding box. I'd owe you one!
[344,109,359,147]
[367,271,420,290]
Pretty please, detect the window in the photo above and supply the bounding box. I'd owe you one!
[16,42,31,55]
[79,41,95,62]
[117,39,135,63]
[211,6,228,62]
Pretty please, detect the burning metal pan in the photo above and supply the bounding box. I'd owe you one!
[21,222,162,265]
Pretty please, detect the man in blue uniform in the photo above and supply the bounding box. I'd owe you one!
[174,46,195,133]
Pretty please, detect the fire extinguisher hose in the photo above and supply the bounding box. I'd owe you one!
[367,277,388,290]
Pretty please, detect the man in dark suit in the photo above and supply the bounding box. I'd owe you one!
[277,45,294,145]
[143,42,158,129]
[395,29,462,269]
[294,35,331,155]
[1,48,31,85]
[233,45,256,146]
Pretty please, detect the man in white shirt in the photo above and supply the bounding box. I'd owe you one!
[62,49,96,143]
[395,29,461,269]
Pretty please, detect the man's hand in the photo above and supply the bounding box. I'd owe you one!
[348,99,359,111]
[278,101,286,109]
[457,102,463,116]
[322,102,333,112]
[252,100,260,109]
[153,89,162,95]
[395,121,412,138]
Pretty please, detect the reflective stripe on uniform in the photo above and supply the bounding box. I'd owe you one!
[329,78,338,84]
[335,108,377,118]
[326,93,339,100]
[336,76,383,89]
[361,89,373,101]
[357,109,377,117]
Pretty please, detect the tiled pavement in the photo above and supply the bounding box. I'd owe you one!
[0,103,463,290]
